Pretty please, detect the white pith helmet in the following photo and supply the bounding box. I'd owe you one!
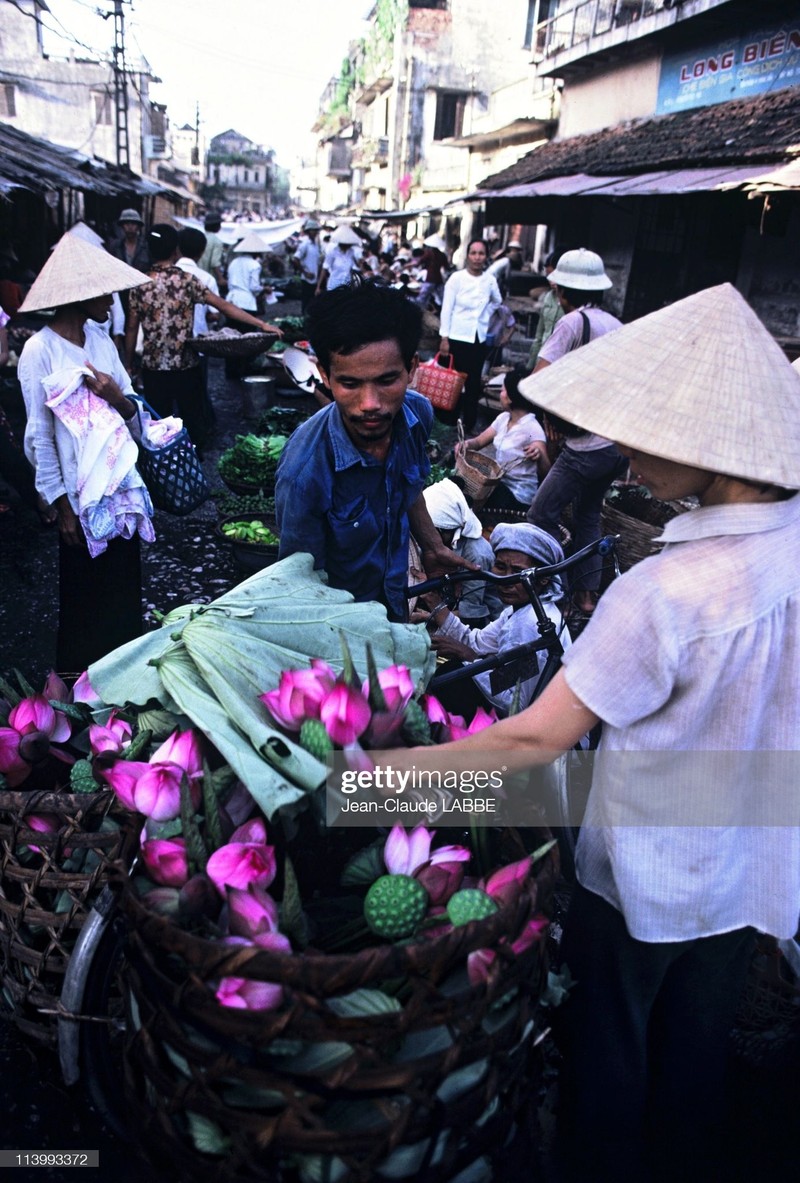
[549,248,612,291]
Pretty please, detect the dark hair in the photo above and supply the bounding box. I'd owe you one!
[467,239,488,254]
[503,365,533,411]
[148,223,179,262]
[204,214,221,231]
[177,227,207,261]
[306,283,423,372]
[557,285,603,310]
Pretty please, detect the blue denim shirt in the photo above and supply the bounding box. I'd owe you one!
[275,390,432,620]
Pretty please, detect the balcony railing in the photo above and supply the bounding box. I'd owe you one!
[535,0,673,59]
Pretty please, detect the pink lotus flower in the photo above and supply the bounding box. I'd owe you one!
[260,662,337,732]
[420,694,450,726]
[230,818,268,845]
[24,812,64,855]
[383,824,471,877]
[319,682,372,746]
[467,947,497,986]
[100,729,203,821]
[206,835,277,897]
[71,671,101,706]
[362,664,415,712]
[214,930,291,1012]
[89,711,132,757]
[141,837,189,887]
[510,915,549,957]
[362,709,407,749]
[467,915,549,987]
[42,671,70,704]
[227,884,280,939]
[9,695,71,744]
[150,729,204,780]
[415,859,467,907]
[482,856,532,909]
[0,691,74,786]
[0,728,29,787]
[447,706,499,742]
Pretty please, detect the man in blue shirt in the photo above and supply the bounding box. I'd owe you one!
[276,284,470,620]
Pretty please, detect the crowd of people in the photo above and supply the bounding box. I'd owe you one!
[1,206,798,1183]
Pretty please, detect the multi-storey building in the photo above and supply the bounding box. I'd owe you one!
[206,129,276,217]
[476,0,800,336]
[310,1,560,227]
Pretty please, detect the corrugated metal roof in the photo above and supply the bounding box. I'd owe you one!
[0,120,178,201]
[478,164,773,200]
[479,86,800,192]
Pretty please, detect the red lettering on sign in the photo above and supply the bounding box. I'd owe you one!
[721,50,735,69]
[770,34,785,57]
[743,42,757,63]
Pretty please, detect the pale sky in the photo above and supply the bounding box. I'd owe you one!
[43,0,374,164]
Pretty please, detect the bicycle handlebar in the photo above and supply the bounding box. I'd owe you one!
[406,534,619,598]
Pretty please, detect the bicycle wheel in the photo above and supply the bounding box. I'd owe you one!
[78,911,129,1140]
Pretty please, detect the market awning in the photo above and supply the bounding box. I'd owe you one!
[718,158,800,195]
[477,85,800,200]
[0,120,180,202]
[478,164,774,200]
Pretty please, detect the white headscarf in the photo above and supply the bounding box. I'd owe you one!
[423,479,483,544]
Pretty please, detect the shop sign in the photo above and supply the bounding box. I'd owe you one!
[656,24,800,114]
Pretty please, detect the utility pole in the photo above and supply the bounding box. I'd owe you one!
[112,0,130,169]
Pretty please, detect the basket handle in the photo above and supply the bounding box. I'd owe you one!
[434,351,455,372]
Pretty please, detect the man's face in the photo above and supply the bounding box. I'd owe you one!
[120,221,139,236]
[83,293,113,322]
[321,340,417,450]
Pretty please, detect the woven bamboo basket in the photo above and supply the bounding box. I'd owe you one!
[0,786,136,1047]
[599,502,663,571]
[454,424,506,509]
[116,831,558,1183]
[188,332,278,359]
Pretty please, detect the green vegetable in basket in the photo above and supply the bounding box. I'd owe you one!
[218,434,288,487]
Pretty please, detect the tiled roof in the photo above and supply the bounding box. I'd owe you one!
[479,85,800,191]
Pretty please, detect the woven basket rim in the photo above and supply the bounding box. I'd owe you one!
[115,848,556,988]
[188,332,278,358]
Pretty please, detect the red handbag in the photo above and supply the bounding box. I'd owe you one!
[413,352,467,412]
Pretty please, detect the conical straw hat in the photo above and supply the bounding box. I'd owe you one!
[67,221,104,248]
[233,231,271,254]
[331,224,361,246]
[19,233,150,313]
[519,283,800,489]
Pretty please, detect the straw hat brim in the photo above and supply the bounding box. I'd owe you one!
[233,232,271,254]
[19,233,150,313]
[331,226,361,246]
[518,283,800,489]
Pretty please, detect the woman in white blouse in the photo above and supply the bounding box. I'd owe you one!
[439,239,502,429]
[457,366,549,513]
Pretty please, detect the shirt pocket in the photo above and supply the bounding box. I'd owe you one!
[328,496,381,557]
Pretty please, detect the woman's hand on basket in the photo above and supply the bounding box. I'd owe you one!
[258,321,284,337]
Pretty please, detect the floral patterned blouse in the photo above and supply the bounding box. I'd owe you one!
[130,266,209,371]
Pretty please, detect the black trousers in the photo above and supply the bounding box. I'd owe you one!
[142,366,209,451]
[57,534,142,675]
[437,336,489,430]
[557,884,755,1183]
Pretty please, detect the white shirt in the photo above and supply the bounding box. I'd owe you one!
[226,255,262,310]
[437,598,571,715]
[490,411,547,505]
[540,306,622,451]
[18,322,140,511]
[562,494,800,942]
[324,245,360,291]
[176,257,220,334]
[439,269,503,344]
[295,237,321,283]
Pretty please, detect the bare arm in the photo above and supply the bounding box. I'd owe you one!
[407,494,479,578]
[204,290,283,335]
[124,305,140,374]
[459,424,496,453]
